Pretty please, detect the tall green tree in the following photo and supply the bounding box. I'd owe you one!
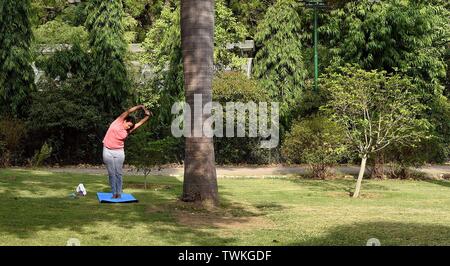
[181,0,218,205]
[323,0,450,165]
[143,0,247,127]
[253,0,308,125]
[0,0,35,118]
[324,0,449,97]
[85,0,130,113]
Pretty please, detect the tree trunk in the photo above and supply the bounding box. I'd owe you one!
[353,155,367,198]
[180,0,218,205]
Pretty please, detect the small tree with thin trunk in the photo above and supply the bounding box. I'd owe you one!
[322,66,430,198]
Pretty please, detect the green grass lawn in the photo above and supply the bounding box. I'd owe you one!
[1,168,450,246]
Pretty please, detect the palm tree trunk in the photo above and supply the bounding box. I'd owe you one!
[180,0,218,205]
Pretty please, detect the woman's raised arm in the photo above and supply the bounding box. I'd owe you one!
[129,108,152,134]
[118,105,145,120]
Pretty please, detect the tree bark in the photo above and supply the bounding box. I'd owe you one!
[353,154,367,198]
[180,0,218,205]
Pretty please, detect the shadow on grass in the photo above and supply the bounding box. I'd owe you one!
[422,179,450,189]
[286,177,392,193]
[0,169,260,245]
[289,222,450,246]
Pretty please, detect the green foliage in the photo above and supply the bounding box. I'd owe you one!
[37,43,91,81]
[321,65,431,158]
[0,118,27,166]
[123,0,153,18]
[33,20,88,45]
[27,77,105,164]
[253,0,308,122]
[213,0,249,70]
[228,0,276,36]
[421,96,450,162]
[127,129,183,189]
[30,142,53,167]
[213,71,269,103]
[142,3,182,127]
[142,0,248,127]
[57,2,88,26]
[0,0,36,118]
[85,0,130,113]
[30,0,67,25]
[322,0,450,165]
[0,141,5,167]
[130,80,161,111]
[143,0,247,69]
[282,116,346,179]
[212,72,278,164]
[324,0,449,96]
[382,96,450,166]
[123,0,167,42]
[127,134,183,171]
[122,13,140,43]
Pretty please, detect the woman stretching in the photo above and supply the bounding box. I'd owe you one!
[102,105,152,199]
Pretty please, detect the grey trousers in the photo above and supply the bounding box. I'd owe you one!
[102,146,125,195]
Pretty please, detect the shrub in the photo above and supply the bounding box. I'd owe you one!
[26,77,105,164]
[29,142,53,167]
[282,116,347,179]
[35,43,92,82]
[212,71,278,164]
[34,20,88,45]
[126,129,183,188]
[127,132,183,169]
[0,141,6,167]
[0,118,27,166]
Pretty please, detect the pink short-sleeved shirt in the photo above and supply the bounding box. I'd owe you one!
[103,117,128,149]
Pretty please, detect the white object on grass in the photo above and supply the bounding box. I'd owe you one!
[76,183,87,196]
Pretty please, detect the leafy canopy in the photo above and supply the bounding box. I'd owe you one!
[85,0,130,113]
[322,65,431,157]
[141,0,248,126]
[253,0,308,121]
[0,0,35,118]
[323,0,449,96]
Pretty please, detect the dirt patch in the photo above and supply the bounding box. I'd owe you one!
[146,205,167,214]
[148,201,275,229]
[327,191,383,199]
[359,192,384,199]
[175,212,274,229]
[327,191,352,198]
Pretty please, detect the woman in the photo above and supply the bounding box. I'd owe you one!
[102,105,152,199]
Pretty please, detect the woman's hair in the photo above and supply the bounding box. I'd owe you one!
[124,115,136,131]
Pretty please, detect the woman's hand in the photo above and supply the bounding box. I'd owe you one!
[144,108,152,116]
[129,108,152,134]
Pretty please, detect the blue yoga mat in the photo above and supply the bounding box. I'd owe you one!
[97,192,138,203]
